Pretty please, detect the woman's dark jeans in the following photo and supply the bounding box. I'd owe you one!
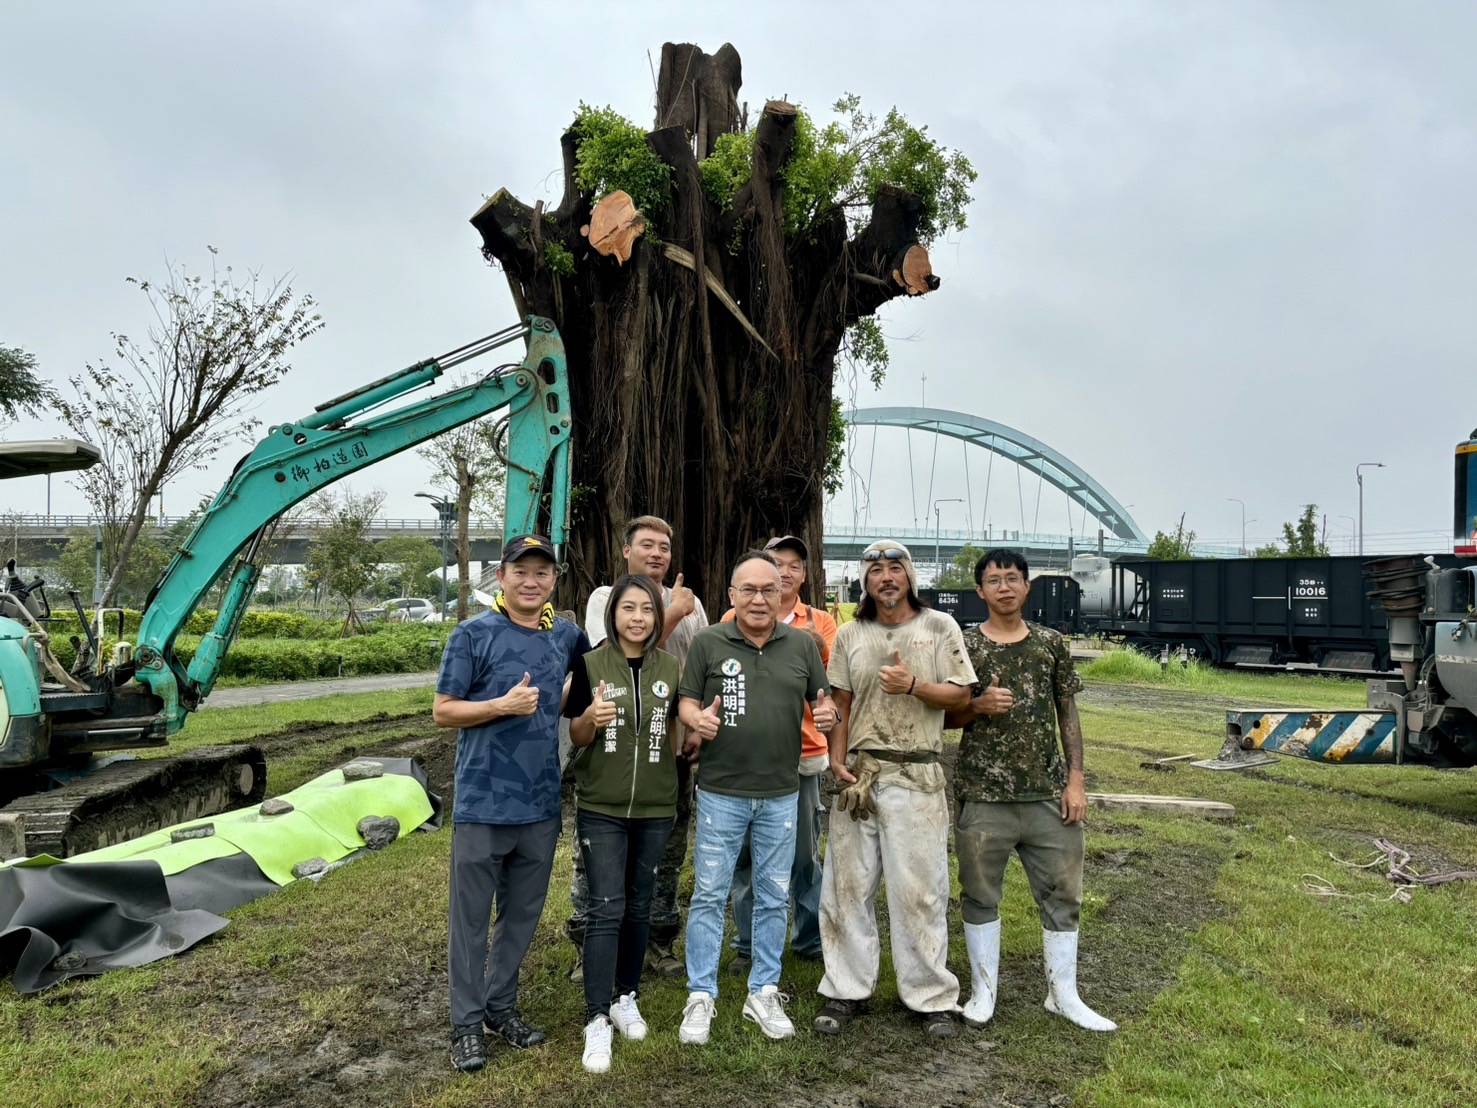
[576,808,674,1020]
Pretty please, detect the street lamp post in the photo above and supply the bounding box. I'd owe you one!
[1227,497,1247,555]
[1356,462,1385,556]
[932,497,964,583]
[416,492,456,616]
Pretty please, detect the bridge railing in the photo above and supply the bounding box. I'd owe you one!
[821,524,1243,558]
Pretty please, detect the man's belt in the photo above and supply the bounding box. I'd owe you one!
[861,748,940,766]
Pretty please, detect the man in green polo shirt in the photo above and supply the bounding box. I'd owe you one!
[675,550,835,1046]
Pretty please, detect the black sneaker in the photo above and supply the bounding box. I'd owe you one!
[450,1032,486,1073]
[922,1010,957,1039]
[813,997,865,1035]
[484,1011,547,1049]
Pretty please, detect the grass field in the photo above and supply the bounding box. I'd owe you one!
[4,667,1476,1107]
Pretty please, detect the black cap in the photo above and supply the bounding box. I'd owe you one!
[764,535,809,560]
[501,534,557,563]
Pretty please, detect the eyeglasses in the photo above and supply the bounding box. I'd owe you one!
[733,585,781,600]
[861,548,909,563]
[983,574,1026,588]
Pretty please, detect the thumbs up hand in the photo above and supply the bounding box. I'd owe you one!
[695,694,723,742]
[811,689,839,733]
[879,649,914,695]
[498,671,540,717]
[971,674,1014,717]
[587,680,618,728]
[668,573,696,620]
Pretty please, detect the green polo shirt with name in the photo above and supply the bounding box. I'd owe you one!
[679,620,830,799]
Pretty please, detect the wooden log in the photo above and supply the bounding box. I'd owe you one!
[1086,793,1236,820]
[893,244,939,295]
[581,191,646,264]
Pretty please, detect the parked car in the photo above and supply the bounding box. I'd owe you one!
[382,597,442,623]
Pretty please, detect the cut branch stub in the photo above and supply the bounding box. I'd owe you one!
[580,190,647,264]
[893,245,939,296]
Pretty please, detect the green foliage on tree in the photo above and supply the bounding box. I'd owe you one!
[936,543,987,588]
[571,104,674,216]
[1,344,59,423]
[1272,504,1329,557]
[694,95,976,245]
[1252,543,1284,559]
[1147,517,1197,560]
[542,241,575,277]
[305,490,383,635]
[375,534,442,599]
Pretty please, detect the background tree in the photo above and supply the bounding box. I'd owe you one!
[375,534,443,599]
[305,488,384,635]
[1256,504,1329,557]
[0,344,59,426]
[935,543,986,589]
[473,42,975,608]
[59,249,322,608]
[1146,515,1196,560]
[54,511,203,608]
[416,378,505,621]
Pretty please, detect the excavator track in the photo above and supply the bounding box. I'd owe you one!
[0,744,267,858]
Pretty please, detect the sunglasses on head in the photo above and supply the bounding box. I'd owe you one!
[862,548,909,563]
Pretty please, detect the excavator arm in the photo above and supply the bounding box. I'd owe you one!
[132,316,571,734]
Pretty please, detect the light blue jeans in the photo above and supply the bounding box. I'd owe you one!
[685,787,797,998]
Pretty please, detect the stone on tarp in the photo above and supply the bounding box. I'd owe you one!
[357,815,400,850]
[292,857,328,879]
[342,761,384,782]
[259,798,294,816]
[171,823,215,843]
[51,951,87,972]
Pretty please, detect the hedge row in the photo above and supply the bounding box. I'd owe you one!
[47,625,451,683]
[44,608,416,641]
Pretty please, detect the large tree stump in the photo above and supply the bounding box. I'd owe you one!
[471,42,941,610]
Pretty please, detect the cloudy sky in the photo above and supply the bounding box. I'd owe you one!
[4,2,1473,556]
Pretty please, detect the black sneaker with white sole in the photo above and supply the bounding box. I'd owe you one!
[450,1033,487,1073]
[484,1011,547,1049]
[813,997,865,1035]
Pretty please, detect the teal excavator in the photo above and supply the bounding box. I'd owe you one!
[0,317,570,857]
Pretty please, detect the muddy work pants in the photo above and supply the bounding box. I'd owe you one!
[818,782,959,1013]
[955,799,1083,931]
[447,818,559,1038]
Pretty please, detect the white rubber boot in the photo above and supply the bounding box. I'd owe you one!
[961,920,1000,1027]
[1042,929,1117,1032]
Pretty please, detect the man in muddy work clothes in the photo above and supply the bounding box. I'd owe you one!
[567,515,708,980]
[946,548,1116,1033]
[813,540,975,1039]
[433,535,592,1074]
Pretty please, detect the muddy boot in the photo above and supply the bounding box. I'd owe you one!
[646,939,683,978]
[962,920,1000,1027]
[1042,929,1116,1032]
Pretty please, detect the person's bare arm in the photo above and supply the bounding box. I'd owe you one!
[569,680,616,748]
[432,673,538,728]
[1057,692,1088,824]
[661,576,697,644]
[827,688,854,783]
[879,650,972,710]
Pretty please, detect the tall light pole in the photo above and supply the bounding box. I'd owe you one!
[416,492,456,616]
[1227,497,1247,555]
[933,497,964,583]
[1356,462,1385,556]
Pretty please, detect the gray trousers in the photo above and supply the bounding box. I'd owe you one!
[448,818,560,1036]
[955,799,1083,931]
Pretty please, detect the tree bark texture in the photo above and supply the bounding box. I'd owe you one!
[472,42,938,611]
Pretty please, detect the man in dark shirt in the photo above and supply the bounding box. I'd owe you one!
[674,551,835,1045]
[433,535,592,1073]
[946,548,1115,1034]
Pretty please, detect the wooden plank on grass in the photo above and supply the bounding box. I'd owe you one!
[1087,792,1235,820]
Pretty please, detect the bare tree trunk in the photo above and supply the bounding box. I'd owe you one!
[472,42,939,612]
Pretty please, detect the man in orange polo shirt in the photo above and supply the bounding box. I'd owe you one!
[722,535,839,970]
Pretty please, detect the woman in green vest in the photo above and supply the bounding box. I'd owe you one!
[563,573,681,1073]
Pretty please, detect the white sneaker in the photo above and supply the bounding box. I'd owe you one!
[609,991,649,1041]
[679,991,716,1045]
[742,984,795,1040]
[582,1015,613,1073]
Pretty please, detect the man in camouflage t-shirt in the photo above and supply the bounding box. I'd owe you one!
[946,549,1116,1034]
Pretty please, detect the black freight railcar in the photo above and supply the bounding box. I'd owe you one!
[1097,556,1458,671]
[919,574,1080,633]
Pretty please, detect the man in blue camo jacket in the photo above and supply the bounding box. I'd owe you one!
[433,534,591,1074]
